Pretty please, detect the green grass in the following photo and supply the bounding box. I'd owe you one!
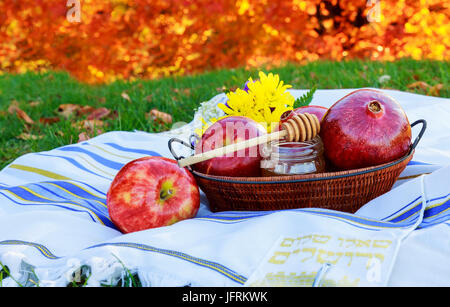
[0,59,448,170]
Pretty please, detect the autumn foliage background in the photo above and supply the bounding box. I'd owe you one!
[0,0,448,83]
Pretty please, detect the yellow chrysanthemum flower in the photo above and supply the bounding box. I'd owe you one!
[218,71,294,132]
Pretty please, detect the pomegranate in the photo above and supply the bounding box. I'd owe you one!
[280,105,329,123]
[320,89,411,170]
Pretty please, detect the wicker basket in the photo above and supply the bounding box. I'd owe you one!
[169,119,426,213]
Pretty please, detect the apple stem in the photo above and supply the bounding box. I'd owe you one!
[160,189,173,200]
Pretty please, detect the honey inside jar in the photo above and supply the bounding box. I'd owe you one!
[260,136,326,176]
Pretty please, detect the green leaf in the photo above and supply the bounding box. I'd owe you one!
[293,85,317,109]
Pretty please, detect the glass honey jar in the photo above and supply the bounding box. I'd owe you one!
[260,136,326,176]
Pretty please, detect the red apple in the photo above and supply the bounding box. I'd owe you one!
[320,89,411,170]
[193,116,266,177]
[281,105,329,123]
[107,156,200,233]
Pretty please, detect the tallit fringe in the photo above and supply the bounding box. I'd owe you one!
[0,251,193,287]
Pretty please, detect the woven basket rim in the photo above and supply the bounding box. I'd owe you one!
[191,150,414,184]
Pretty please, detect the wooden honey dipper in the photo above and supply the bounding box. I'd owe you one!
[177,113,321,168]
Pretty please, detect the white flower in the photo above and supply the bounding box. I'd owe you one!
[193,93,227,125]
[378,74,391,84]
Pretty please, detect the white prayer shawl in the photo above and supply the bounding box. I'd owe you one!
[0,89,448,287]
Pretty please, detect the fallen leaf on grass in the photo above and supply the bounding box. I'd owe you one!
[17,133,43,141]
[57,104,113,120]
[72,119,105,130]
[57,104,81,118]
[57,104,96,118]
[172,88,191,96]
[226,85,239,93]
[15,108,35,124]
[78,132,90,142]
[145,94,153,103]
[428,84,443,97]
[29,101,41,107]
[87,107,111,120]
[77,128,103,142]
[77,105,97,116]
[216,86,227,92]
[407,81,444,96]
[8,101,35,124]
[146,109,173,125]
[121,92,131,102]
[39,117,60,125]
[75,119,105,142]
[83,119,105,130]
[216,85,239,93]
[407,81,431,90]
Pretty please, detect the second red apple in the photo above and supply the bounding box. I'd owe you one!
[193,116,267,177]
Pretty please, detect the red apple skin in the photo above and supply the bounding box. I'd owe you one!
[320,89,411,170]
[194,116,266,177]
[281,105,329,123]
[107,156,200,233]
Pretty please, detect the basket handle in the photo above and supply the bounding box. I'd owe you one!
[169,119,427,166]
[168,137,195,163]
[409,119,427,155]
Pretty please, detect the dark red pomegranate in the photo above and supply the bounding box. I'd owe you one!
[281,105,329,123]
[320,89,411,170]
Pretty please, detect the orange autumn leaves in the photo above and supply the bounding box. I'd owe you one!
[0,0,449,83]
